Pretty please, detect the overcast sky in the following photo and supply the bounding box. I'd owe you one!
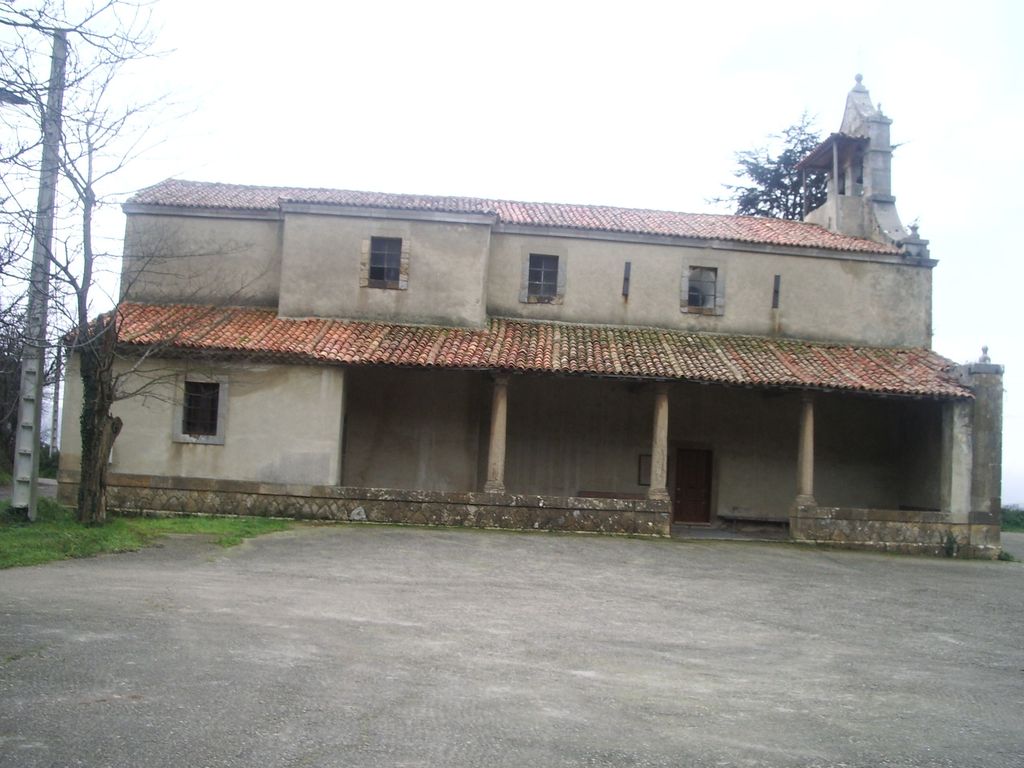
[81,0,1023,502]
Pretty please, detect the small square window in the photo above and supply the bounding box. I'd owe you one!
[687,266,718,312]
[368,237,403,289]
[528,253,559,301]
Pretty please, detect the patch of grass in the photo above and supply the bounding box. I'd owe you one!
[122,514,291,548]
[0,500,289,569]
[997,550,1016,562]
[1002,505,1024,532]
[38,449,59,479]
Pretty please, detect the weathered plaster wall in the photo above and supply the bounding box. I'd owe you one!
[815,396,903,509]
[896,400,943,511]
[814,395,943,511]
[278,212,491,327]
[486,232,932,347]
[667,387,940,520]
[499,379,929,521]
[335,373,939,522]
[59,356,344,486]
[667,385,800,521]
[121,213,282,306]
[342,367,487,492]
[58,353,949,533]
[805,194,871,240]
[56,353,975,556]
[504,377,653,498]
[120,209,933,348]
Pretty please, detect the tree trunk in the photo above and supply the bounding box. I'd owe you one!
[76,314,121,525]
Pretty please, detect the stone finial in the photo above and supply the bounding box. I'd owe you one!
[853,73,866,91]
[964,345,1003,376]
[900,220,929,259]
[842,75,880,134]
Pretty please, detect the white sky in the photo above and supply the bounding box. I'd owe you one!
[80,0,1024,502]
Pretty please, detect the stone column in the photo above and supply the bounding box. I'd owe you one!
[648,384,670,501]
[335,367,347,486]
[940,399,973,524]
[483,375,509,494]
[796,393,815,506]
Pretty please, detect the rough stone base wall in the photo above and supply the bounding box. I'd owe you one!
[790,505,1001,558]
[57,472,672,537]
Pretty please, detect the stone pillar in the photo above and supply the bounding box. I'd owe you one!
[943,352,1005,556]
[940,399,973,524]
[483,375,509,494]
[963,357,1004,516]
[335,367,347,486]
[796,393,815,506]
[648,384,670,501]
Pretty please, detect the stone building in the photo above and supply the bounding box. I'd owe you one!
[58,77,1004,555]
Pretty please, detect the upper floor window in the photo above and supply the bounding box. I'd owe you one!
[368,236,403,289]
[682,265,725,316]
[360,235,409,291]
[528,253,559,301]
[518,247,566,304]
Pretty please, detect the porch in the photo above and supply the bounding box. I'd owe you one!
[58,361,999,553]
[57,304,1001,554]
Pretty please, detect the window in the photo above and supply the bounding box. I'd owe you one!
[173,376,227,445]
[683,265,724,316]
[527,253,559,301]
[368,236,403,289]
[687,267,717,310]
[183,381,220,436]
[518,247,566,304]
[360,235,409,290]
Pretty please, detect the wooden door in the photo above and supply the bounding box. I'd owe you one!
[673,449,712,523]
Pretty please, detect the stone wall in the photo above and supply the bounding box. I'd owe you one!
[790,504,1001,558]
[57,471,672,537]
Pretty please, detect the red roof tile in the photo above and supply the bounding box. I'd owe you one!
[113,303,970,399]
[127,179,900,255]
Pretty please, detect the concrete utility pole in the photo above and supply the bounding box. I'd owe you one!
[12,29,67,520]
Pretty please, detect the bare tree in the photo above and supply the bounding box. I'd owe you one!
[1,0,159,523]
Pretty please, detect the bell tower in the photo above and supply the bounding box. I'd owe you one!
[799,76,930,259]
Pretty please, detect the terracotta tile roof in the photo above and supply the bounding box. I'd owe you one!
[113,303,970,399]
[127,179,900,255]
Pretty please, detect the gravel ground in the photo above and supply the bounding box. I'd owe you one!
[1,525,1022,768]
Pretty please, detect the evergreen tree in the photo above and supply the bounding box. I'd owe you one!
[714,113,827,221]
